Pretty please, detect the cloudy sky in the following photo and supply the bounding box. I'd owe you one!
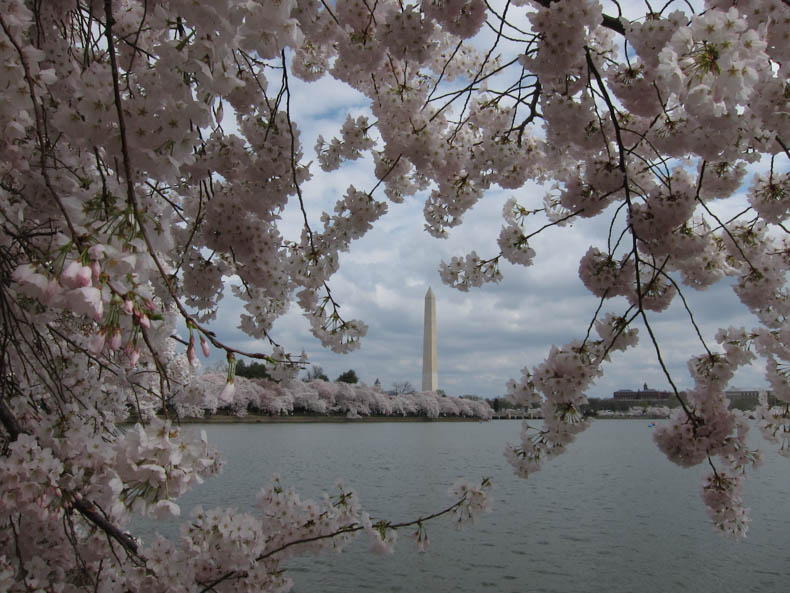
[202,1,768,399]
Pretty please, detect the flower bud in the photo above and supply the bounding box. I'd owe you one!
[109,328,123,351]
[187,334,197,366]
[88,331,105,355]
[219,380,235,403]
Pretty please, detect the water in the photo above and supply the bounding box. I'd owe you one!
[134,420,790,592]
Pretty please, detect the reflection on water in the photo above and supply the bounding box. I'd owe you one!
[134,420,790,593]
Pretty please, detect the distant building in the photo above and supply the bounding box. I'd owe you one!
[613,383,672,401]
[724,389,760,405]
[613,384,766,407]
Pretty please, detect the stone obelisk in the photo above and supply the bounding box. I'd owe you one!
[422,287,438,392]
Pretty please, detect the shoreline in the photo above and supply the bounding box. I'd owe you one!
[592,415,667,420]
[170,414,485,424]
[130,414,670,425]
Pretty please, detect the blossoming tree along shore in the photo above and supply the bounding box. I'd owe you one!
[174,374,494,419]
[1,0,788,590]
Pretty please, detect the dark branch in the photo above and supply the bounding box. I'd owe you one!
[71,497,139,556]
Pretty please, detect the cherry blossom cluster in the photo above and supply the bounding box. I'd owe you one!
[505,314,639,479]
[598,405,671,418]
[717,326,790,456]
[439,251,503,291]
[650,348,763,537]
[174,375,494,420]
[432,0,786,540]
[578,247,634,298]
[113,419,223,518]
[448,477,493,528]
[756,393,790,456]
[316,115,376,172]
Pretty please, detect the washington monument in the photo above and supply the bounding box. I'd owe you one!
[422,287,438,392]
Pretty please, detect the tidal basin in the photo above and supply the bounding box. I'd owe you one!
[135,420,790,593]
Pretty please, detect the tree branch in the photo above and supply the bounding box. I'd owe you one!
[0,398,140,557]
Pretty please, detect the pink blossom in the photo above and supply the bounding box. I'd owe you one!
[128,347,140,367]
[5,120,25,140]
[187,335,197,366]
[152,500,181,520]
[11,264,52,301]
[219,380,235,404]
[60,261,93,289]
[88,331,105,355]
[62,287,104,321]
[108,328,123,351]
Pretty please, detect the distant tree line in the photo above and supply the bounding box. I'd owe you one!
[584,394,779,414]
[235,359,272,380]
[485,395,771,415]
[336,369,358,384]
[237,363,360,384]
[488,397,515,412]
